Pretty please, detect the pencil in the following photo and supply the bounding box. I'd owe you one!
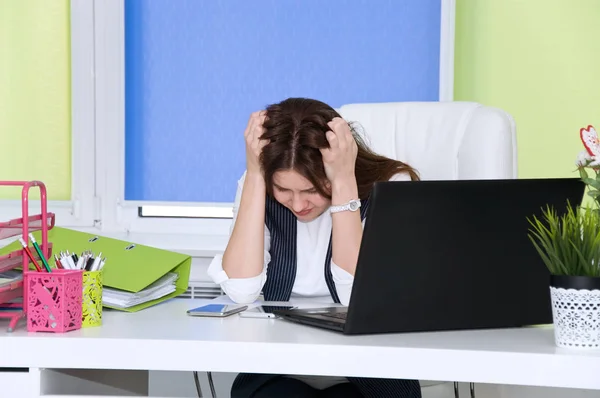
[29,234,52,272]
[18,238,43,272]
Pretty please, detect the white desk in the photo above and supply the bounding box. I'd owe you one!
[2,298,600,397]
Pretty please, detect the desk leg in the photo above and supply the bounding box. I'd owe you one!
[193,371,218,398]
[193,371,204,397]
[454,382,476,398]
[207,372,217,397]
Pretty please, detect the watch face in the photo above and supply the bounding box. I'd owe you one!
[349,201,360,211]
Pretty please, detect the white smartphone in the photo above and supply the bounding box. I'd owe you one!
[239,305,295,319]
[187,304,248,317]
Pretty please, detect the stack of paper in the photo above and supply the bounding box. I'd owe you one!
[103,272,179,309]
[0,270,22,289]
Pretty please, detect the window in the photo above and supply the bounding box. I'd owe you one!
[0,1,96,229]
[94,0,455,243]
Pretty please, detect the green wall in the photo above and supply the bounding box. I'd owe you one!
[0,1,71,200]
[454,0,600,179]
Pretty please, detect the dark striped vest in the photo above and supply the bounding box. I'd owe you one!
[230,195,422,398]
[262,194,369,303]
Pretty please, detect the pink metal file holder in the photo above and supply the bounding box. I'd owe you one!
[0,180,55,332]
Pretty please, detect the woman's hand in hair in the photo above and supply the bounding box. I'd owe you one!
[325,118,362,278]
[320,117,358,185]
[244,111,268,177]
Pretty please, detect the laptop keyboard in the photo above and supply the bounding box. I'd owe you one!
[322,312,347,320]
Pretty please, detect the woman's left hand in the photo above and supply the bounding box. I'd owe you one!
[320,117,358,185]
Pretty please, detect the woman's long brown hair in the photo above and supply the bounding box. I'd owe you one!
[260,98,419,200]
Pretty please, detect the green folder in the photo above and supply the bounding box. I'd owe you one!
[0,227,191,312]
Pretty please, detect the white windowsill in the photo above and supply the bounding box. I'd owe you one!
[46,226,229,258]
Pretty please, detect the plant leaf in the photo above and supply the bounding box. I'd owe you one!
[527,203,600,277]
[583,178,600,190]
[587,190,600,198]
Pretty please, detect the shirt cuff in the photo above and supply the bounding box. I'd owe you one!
[331,260,354,284]
[331,261,354,306]
[207,253,270,304]
[207,254,229,283]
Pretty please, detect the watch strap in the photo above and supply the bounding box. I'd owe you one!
[330,199,361,213]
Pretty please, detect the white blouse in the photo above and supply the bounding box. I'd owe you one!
[207,172,411,306]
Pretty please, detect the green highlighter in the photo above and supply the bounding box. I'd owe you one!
[29,233,52,272]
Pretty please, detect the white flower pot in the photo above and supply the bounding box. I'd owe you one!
[550,275,600,349]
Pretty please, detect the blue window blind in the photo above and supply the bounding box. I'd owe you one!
[125,0,442,203]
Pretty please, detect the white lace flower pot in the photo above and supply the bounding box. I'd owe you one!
[550,275,600,349]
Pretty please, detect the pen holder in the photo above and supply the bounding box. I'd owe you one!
[82,270,102,327]
[26,269,82,333]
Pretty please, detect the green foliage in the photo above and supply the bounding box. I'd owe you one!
[528,203,600,277]
[579,166,600,211]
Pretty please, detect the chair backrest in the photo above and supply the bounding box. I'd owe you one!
[337,101,517,180]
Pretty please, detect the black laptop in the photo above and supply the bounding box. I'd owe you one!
[274,178,585,335]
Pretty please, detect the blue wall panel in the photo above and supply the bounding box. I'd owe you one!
[125,0,442,202]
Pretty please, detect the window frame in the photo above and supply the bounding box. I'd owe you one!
[0,1,97,229]
[93,0,234,240]
[93,0,455,243]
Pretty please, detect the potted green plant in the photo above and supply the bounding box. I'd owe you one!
[528,125,600,349]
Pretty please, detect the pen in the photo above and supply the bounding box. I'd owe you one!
[85,255,95,271]
[29,234,52,272]
[76,255,85,270]
[18,238,43,272]
[90,252,102,271]
[54,254,63,269]
[60,251,74,269]
[66,253,76,269]
[98,257,106,271]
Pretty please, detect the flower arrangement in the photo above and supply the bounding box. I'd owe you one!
[527,125,600,349]
[527,125,600,278]
[576,125,600,209]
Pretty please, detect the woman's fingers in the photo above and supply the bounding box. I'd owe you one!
[329,118,354,151]
[245,111,265,135]
[249,111,269,156]
[244,111,270,174]
[244,112,258,138]
[258,136,269,153]
[246,111,268,149]
[327,117,352,147]
[256,111,267,140]
[325,130,339,149]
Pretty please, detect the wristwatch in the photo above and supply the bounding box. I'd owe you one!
[330,199,361,213]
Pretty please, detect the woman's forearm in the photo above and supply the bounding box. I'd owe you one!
[222,172,266,278]
[330,177,362,276]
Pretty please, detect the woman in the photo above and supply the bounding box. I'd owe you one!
[208,98,421,398]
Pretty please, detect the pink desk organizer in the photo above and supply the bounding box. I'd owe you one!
[26,269,82,333]
[0,180,54,332]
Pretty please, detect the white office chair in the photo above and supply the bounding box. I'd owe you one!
[337,101,517,181]
[338,100,517,398]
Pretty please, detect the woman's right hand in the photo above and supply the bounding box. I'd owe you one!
[244,111,268,177]
[222,111,268,282]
